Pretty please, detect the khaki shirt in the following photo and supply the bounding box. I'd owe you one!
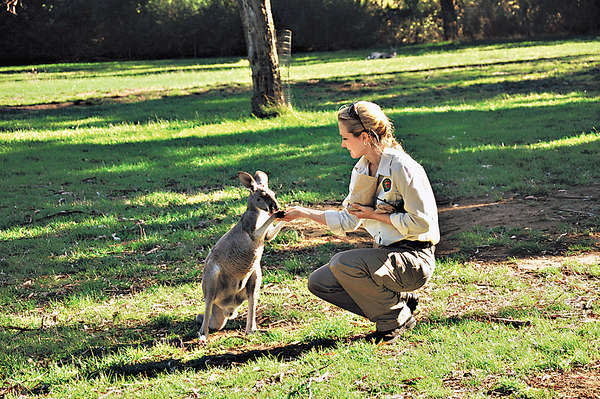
[324,147,440,246]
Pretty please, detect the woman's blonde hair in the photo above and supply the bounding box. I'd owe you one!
[337,101,402,150]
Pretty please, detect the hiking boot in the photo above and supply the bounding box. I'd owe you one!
[365,315,417,344]
[404,292,419,314]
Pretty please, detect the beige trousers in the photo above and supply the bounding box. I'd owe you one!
[308,244,435,331]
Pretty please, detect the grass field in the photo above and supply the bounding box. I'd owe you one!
[1,37,600,398]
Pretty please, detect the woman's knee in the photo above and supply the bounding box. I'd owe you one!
[307,264,332,297]
[328,250,365,279]
[307,270,320,295]
[328,251,346,269]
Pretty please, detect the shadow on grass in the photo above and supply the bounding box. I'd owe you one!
[2,308,352,395]
[1,48,598,130]
[422,312,534,329]
[2,293,593,396]
[100,336,344,379]
[0,39,598,332]
[0,100,598,306]
[0,57,248,80]
[17,335,347,394]
[7,305,540,395]
[282,36,596,65]
[297,54,600,113]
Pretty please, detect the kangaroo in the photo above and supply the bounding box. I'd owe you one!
[367,48,397,60]
[197,171,285,343]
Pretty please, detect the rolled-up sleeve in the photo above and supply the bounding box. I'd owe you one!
[389,210,431,236]
[324,208,362,236]
[388,163,437,239]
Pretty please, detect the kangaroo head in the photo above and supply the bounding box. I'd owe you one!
[238,171,280,214]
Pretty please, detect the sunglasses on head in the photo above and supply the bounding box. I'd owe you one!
[345,102,368,133]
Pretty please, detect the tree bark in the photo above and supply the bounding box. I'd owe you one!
[238,0,286,117]
[440,0,458,40]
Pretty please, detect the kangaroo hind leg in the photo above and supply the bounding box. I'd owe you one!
[244,269,262,335]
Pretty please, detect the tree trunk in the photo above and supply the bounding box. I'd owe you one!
[440,0,458,40]
[238,0,286,117]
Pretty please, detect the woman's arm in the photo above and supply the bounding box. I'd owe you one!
[282,206,327,226]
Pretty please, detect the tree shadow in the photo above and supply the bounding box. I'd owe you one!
[0,57,247,79]
[1,297,365,396]
[1,41,598,396]
[297,53,599,113]
[2,46,598,130]
[285,36,595,65]
[1,99,598,306]
[1,45,597,324]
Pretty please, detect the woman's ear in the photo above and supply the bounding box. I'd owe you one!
[360,131,370,143]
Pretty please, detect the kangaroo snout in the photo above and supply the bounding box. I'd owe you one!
[268,200,281,215]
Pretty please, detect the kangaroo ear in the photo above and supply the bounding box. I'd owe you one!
[254,170,269,187]
[238,171,257,190]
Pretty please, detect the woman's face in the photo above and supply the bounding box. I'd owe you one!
[338,121,367,159]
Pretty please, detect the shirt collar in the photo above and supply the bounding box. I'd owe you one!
[355,148,403,176]
[377,147,402,176]
[354,156,370,175]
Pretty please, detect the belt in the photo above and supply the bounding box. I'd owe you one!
[378,240,433,250]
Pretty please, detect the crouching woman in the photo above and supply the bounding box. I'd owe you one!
[283,101,440,342]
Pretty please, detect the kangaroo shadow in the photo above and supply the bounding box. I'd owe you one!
[92,307,535,380]
[100,336,345,379]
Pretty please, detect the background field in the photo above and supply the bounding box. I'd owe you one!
[1,38,600,398]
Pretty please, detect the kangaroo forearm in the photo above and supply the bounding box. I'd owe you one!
[255,213,279,239]
[265,221,284,241]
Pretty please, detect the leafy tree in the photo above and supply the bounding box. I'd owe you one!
[3,0,286,118]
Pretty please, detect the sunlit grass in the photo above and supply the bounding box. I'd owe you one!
[2,39,599,106]
[0,38,599,398]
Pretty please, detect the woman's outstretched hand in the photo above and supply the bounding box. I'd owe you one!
[282,206,308,221]
[282,206,327,225]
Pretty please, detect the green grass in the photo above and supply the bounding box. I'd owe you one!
[1,37,600,398]
[456,226,557,256]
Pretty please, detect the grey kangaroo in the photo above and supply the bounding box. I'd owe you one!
[367,48,397,60]
[197,171,285,342]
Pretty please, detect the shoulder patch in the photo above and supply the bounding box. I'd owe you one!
[382,177,392,192]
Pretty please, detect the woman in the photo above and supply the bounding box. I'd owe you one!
[283,101,440,342]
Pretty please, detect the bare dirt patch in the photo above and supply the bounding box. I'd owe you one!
[437,184,600,260]
[527,362,600,399]
[284,184,600,263]
[0,84,251,112]
[442,363,600,398]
